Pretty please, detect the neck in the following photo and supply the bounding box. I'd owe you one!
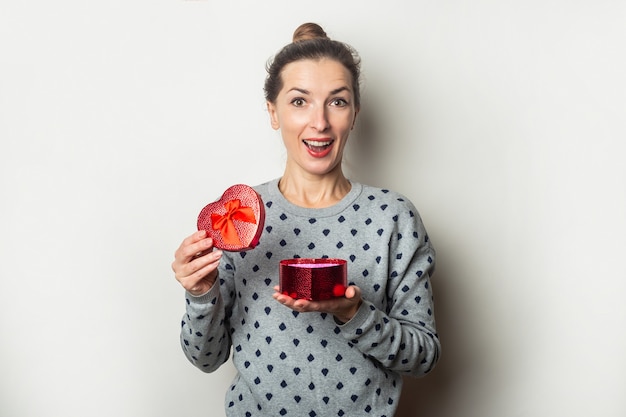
[278,171,351,208]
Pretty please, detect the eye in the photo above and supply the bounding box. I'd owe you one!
[330,98,349,107]
[291,98,306,107]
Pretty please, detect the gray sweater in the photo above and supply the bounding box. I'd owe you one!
[181,178,440,416]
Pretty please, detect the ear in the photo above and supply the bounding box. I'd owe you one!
[266,101,280,130]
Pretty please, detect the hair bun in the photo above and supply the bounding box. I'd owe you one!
[292,22,329,43]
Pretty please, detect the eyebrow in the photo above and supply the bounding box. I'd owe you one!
[287,86,351,95]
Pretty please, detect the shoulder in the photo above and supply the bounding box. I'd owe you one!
[252,178,274,192]
[252,178,279,200]
[357,183,419,212]
[356,184,432,237]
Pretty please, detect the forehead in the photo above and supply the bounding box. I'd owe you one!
[279,58,353,93]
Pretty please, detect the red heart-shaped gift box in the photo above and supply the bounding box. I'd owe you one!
[197,184,265,251]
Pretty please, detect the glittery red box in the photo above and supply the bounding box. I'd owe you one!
[197,184,265,251]
[279,258,347,301]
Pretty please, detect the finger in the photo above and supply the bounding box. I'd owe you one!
[182,249,222,278]
[173,231,204,268]
[174,245,220,278]
[177,236,215,265]
[184,229,207,245]
[176,230,207,253]
[300,300,323,312]
[273,291,292,305]
[344,285,361,300]
[178,255,220,289]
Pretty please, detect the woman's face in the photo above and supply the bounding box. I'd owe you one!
[267,58,358,178]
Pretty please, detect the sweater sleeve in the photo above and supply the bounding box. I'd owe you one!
[338,203,440,378]
[179,278,232,373]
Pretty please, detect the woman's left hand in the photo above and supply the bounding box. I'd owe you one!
[272,285,363,323]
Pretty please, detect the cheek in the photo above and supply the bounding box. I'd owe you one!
[280,112,309,133]
[331,114,355,136]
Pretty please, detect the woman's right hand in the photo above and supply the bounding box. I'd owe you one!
[172,230,223,296]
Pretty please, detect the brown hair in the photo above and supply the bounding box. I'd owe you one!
[264,23,361,108]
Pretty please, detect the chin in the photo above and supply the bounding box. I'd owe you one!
[306,163,342,177]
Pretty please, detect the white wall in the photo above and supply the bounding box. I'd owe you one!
[1,1,624,416]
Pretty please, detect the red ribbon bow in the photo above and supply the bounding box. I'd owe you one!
[211,199,257,246]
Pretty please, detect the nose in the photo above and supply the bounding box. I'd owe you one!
[310,105,330,132]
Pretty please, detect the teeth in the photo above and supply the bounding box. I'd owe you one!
[304,140,332,146]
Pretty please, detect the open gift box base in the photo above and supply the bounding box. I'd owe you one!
[279,258,347,301]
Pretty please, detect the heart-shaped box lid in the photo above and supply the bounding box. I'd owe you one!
[197,184,265,251]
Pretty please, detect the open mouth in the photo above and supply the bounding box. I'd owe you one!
[303,139,334,153]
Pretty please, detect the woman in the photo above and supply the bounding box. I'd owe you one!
[172,22,440,416]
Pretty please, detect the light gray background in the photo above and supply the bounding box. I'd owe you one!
[1,1,624,416]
